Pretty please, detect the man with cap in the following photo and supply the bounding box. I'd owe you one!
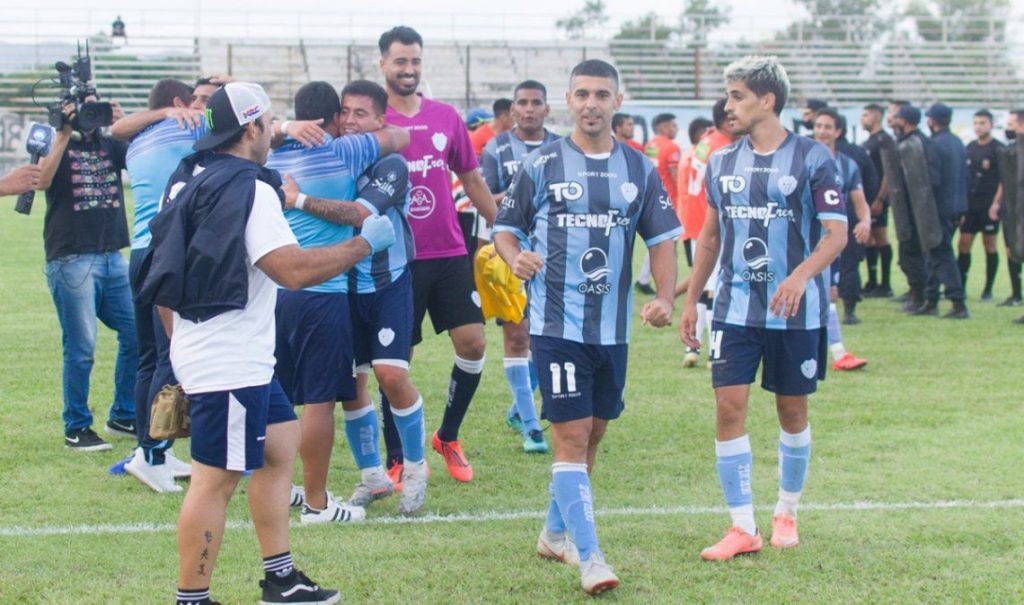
[138,82,396,605]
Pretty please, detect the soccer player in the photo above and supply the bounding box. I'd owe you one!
[612,113,645,152]
[814,108,870,370]
[379,26,498,483]
[991,110,1023,308]
[471,98,513,157]
[680,56,847,561]
[480,79,560,453]
[959,109,1004,300]
[494,59,681,595]
[638,114,682,294]
[860,103,896,298]
[265,81,409,524]
[676,115,714,259]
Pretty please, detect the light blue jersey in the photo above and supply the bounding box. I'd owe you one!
[706,132,845,331]
[265,133,380,293]
[495,138,682,346]
[833,151,862,222]
[481,128,560,194]
[125,118,206,249]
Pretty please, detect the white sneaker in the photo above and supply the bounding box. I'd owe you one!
[536,528,580,565]
[300,493,366,525]
[124,448,183,494]
[398,460,428,516]
[164,449,192,479]
[349,469,395,507]
[289,485,305,509]
[579,554,619,595]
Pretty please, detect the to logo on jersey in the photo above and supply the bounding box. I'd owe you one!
[741,237,775,282]
[407,186,436,219]
[577,247,612,295]
[724,203,794,227]
[431,132,448,152]
[503,160,521,177]
[719,175,747,194]
[620,182,638,203]
[549,181,584,203]
[777,175,798,196]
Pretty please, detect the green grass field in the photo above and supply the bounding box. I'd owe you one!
[2,193,1023,604]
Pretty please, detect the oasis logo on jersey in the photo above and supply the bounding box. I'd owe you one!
[407,155,447,178]
[549,181,584,203]
[719,175,747,194]
[741,237,775,282]
[556,209,631,237]
[724,203,795,227]
[577,247,613,294]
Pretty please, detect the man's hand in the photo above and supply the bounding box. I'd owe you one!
[281,174,300,209]
[769,272,808,319]
[166,107,205,130]
[0,164,42,196]
[640,296,673,327]
[285,119,327,148]
[679,302,700,349]
[511,250,543,281]
[989,202,1001,222]
[110,100,125,122]
[206,74,235,85]
[853,219,871,244]
[870,199,883,216]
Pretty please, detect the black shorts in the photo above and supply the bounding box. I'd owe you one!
[710,321,828,396]
[960,208,999,235]
[274,290,356,405]
[532,335,627,423]
[871,201,889,229]
[411,255,485,345]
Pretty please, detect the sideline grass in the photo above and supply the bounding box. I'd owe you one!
[1,194,1022,603]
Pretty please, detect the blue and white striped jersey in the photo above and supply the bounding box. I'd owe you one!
[706,131,845,330]
[126,118,206,250]
[494,138,682,346]
[833,151,863,222]
[265,133,379,293]
[348,153,416,294]
[481,128,561,194]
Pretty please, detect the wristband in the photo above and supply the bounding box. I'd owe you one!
[294,192,307,211]
[280,120,292,136]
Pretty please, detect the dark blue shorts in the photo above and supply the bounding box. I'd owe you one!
[188,379,296,471]
[350,269,413,372]
[532,335,627,423]
[274,290,356,405]
[710,321,827,396]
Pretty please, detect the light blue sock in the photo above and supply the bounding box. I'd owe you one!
[391,397,425,463]
[504,358,540,434]
[343,406,381,470]
[716,434,756,535]
[551,462,601,561]
[776,425,811,516]
[545,481,566,534]
[828,303,842,347]
[528,355,539,391]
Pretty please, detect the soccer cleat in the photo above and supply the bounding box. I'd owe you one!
[579,554,619,595]
[289,485,305,509]
[125,448,183,494]
[700,527,763,561]
[431,431,473,482]
[506,409,524,434]
[386,463,404,492]
[104,418,137,439]
[109,452,133,475]
[770,514,800,548]
[523,429,549,454]
[997,297,1023,307]
[682,348,700,368]
[398,460,429,516]
[832,353,868,371]
[165,449,193,479]
[259,570,340,605]
[911,301,939,316]
[536,528,580,565]
[941,302,970,320]
[65,427,112,452]
[349,473,395,507]
[300,493,366,525]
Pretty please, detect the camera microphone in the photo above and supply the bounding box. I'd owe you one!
[14,123,56,215]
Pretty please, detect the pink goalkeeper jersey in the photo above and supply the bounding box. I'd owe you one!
[386,96,479,260]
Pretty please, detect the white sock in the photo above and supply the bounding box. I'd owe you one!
[361,465,386,483]
[695,302,709,349]
[775,489,802,517]
[830,342,847,359]
[729,504,757,536]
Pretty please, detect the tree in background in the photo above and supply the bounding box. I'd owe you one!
[903,0,1010,43]
[678,0,730,45]
[787,0,884,42]
[556,0,609,40]
[614,12,674,42]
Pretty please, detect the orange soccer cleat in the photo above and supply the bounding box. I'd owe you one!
[431,431,474,482]
[832,352,868,371]
[700,526,763,561]
[770,514,800,548]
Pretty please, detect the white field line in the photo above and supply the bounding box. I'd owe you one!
[2,498,1023,538]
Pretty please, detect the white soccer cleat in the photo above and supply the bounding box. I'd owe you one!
[300,493,366,525]
[289,484,305,509]
[536,528,580,565]
[349,471,395,507]
[124,448,183,494]
[164,449,192,479]
[579,554,619,595]
[398,460,428,516]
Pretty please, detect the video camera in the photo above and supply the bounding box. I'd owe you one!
[47,41,113,132]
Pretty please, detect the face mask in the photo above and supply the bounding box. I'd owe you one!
[1006,129,1017,140]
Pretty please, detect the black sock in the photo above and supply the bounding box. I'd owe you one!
[379,390,403,468]
[880,244,893,288]
[958,252,971,286]
[176,588,210,605]
[843,300,857,317]
[1009,260,1022,300]
[984,252,998,294]
[438,356,484,442]
[865,246,879,286]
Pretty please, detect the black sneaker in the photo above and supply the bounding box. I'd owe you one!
[997,297,1023,307]
[870,285,893,298]
[105,418,137,439]
[842,313,861,325]
[942,302,970,320]
[65,427,113,452]
[260,570,340,605]
[980,290,993,302]
[911,302,939,316]
[634,281,655,295]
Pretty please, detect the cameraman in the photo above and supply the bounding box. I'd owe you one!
[0,164,42,196]
[36,97,139,452]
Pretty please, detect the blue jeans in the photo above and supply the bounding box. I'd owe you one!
[45,251,138,433]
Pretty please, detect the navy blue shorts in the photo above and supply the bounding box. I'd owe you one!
[532,335,627,423]
[188,379,296,471]
[274,290,356,405]
[350,269,414,372]
[710,321,827,396]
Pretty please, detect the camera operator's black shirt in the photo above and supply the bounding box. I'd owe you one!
[966,138,1003,212]
[43,134,129,261]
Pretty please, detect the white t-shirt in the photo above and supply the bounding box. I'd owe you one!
[170,180,298,394]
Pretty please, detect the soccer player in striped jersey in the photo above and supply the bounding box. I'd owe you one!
[480,79,560,454]
[681,56,848,561]
[494,60,681,594]
[265,81,409,524]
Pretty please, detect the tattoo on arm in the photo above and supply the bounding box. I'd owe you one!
[302,197,364,226]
